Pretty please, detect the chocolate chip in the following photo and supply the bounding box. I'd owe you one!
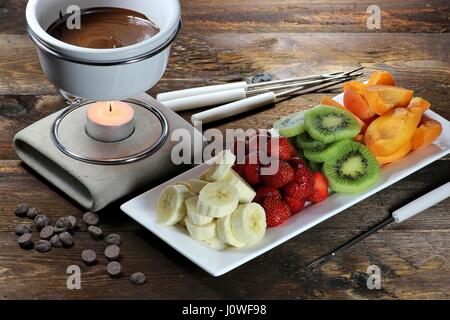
[88,226,103,239]
[53,226,66,234]
[107,261,122,277]
[15,224,32,236]
[18,233,33,247]
[15,204,29,217]
[62,216,77,230]
[55,218,66,228]
[105,234,122,246]
[83,212,99,226]
[250,72,273,84]
[58,231,73,247]
[50,234,63,248]
[104,245,120,260]
[81,249,97,265]
[35,240,51,253]
[130,272,146,285]
[40,225,54,240]
[26,207,41,219]
[34,214,50,230]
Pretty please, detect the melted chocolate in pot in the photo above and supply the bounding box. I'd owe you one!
[47,7,160,49]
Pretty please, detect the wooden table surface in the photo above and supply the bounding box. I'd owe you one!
[0,0,449,300]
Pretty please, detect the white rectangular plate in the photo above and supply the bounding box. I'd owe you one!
[121,91,450,276]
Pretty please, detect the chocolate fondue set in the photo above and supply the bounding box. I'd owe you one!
[14,0,200,211]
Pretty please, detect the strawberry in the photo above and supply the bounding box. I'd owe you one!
[289,158,306,169]
[309,172,329,203]
[263,198,291,227]
[254,185,282,204]
[242,163,261,185]
[268,137,294,160]
[261,160,294,188]
[284,196,305,214]
[283,178,313,199]
[232,163,245,177]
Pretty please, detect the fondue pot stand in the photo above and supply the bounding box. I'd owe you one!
[14,94,203,212]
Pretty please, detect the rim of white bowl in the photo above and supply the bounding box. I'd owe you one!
[25,0,181,62]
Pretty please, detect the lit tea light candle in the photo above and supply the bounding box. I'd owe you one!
[86,101,135,142]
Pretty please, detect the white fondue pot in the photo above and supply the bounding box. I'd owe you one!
[26,0,181,101]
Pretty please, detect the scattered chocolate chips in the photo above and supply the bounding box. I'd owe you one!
[105,234,122,246]
[130,272,146,285]
[83,212,99,226]
[107,261,122,277]
[50,234,63,248]
[81,249,97,265]
[250,72,273,84]
[104,245,120,260]
[58,231,73,247]
[18,233,33,248]
[34,214,50,230]
[26,207,41,219]
[15,224,32,236]
[15,203,29,217]
[40,225,54,240]
[88,226,103,239]
[35,240,51,253]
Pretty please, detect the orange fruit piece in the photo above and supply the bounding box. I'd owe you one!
[407,97,431,113]
[368,71,396,86]
[344,87,376,122]
[365,85,414,115]
[364,107,422,157]
[344,81,367,96]
[411,115,443,150]
[320,96,368,134]
[376,141,412,165]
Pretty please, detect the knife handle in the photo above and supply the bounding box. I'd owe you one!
[392,181,450,223]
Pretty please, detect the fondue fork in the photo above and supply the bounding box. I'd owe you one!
[159,67,363,111]
[190,72,362,125]
[306,181,450,272]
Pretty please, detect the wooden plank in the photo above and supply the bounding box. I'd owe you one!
[1,227,449,299]
[1,0,449,35]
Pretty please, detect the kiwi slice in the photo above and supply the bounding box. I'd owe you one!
[323,140,380,194]
[303,139,350,163]
[273,111,305,138]
[296,132,327,150]
[305,105,361,144]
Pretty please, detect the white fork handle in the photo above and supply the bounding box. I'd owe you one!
[161,88,247,112]
[392,181,450,223]
[190,92,276,125]
[156,82,248,102]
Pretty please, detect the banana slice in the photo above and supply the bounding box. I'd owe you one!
[156,184,190,225]
[207,150,236,182]
[217,214,246,248]
[185,196,214,225]
[222,169,256,203]
[230,203,266,244]
[185,217,216,241]
[185,179,209,194]
[197,182,239,217]
[202,236,228,250]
